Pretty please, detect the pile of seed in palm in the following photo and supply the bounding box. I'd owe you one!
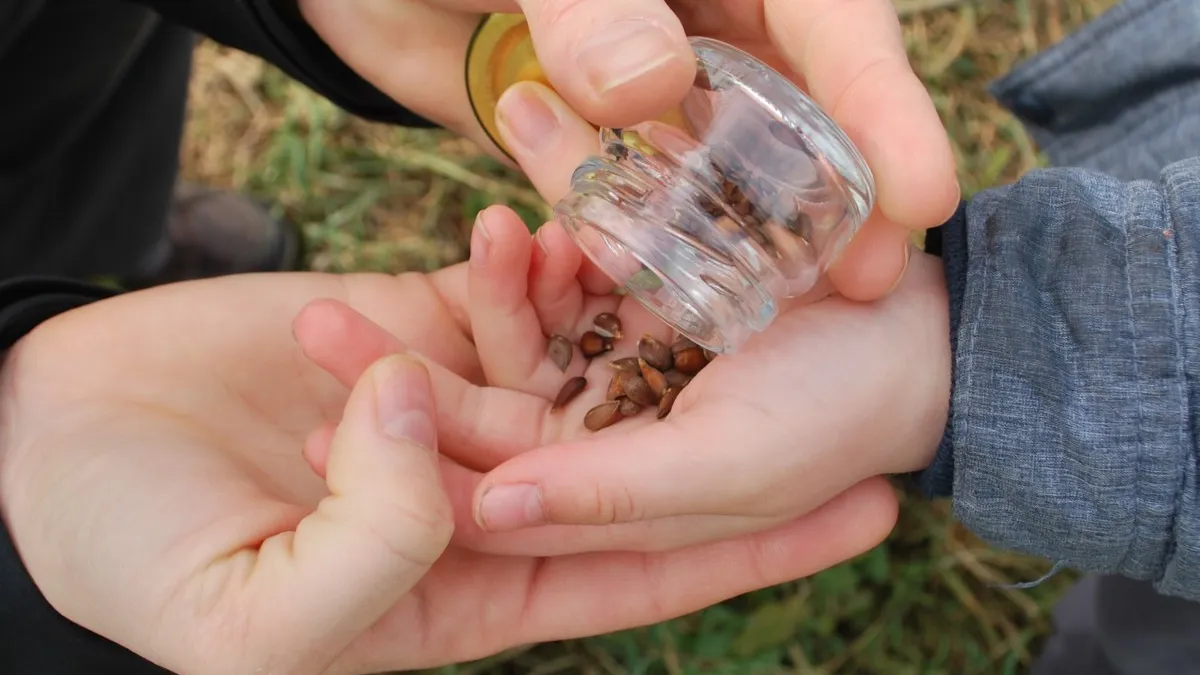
[546,312,716,431]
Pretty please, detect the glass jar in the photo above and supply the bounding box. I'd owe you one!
[466,15,875,354]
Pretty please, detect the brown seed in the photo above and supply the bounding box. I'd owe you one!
[658,386,682,419]
[665,370,693,388]
[638,358,668,398]
[547,334,573,372]
[609,357,642,375]
[638,334,673,371]
[584,401,624,431]
[617,397,643,417]
[606,375,625,401]
[580,331,613,358]
[768,120,817,159]
[673,346,708,375]
[552,376,587,411]
[694,65,714,91]
[617,371,658,407]
[592,312,623,340]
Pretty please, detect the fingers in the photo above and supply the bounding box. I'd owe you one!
[527,220,586,335]
[302,421,338,480]
[222,355,453,671]
[764,0,959,232]
[501,476,897,647]
[294,298,553,470]
[512,0,694,128]
[495,80,602,203]
[826,213,914,302]
[296,0,512,159]
[472,400,868,532]
[468,206,584,395]
[494,82,621,295]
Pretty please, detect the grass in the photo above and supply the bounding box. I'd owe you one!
[178,1,1118,672]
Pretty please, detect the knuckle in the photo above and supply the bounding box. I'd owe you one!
[583,482,641,525]
[535,0,600,30]
[370,490,456,564]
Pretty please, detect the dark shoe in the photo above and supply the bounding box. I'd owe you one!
[124,182,305,288]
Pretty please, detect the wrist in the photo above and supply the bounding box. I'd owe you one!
[903,201,968,498]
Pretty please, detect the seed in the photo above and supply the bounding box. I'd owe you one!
[547,334,573,372]
[606,375,624,401]
[618,371,659,407]
[768,120,817,159]
[694,65,714,91]
[592,312,623,340]
[617,397,643,417]
[580,331,613,358]
[584,400,624,431]
[665,370,693,388]
[552,376,587,411]
[638,359,668,398]
[638,334,673,371]
[609,357,642,375]
[673,346,708,375]
[658,386,682,419]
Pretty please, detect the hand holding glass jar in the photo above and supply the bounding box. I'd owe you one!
[297,0,958,305]
[466,2,960,308]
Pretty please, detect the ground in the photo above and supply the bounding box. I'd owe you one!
[179,1,1118,672]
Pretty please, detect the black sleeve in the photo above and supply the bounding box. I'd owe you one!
[906,200,968,499]
[126,0,439,129]
[0,277,170,673]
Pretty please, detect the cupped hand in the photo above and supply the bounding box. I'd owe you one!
[452,204,949,553]
[0,268,897,675]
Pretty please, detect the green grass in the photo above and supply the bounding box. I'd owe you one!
[179,1,1117,671]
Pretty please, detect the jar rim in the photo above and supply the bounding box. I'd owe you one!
[685,37,876,223]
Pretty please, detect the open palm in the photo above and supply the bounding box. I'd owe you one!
[438,204,950,557]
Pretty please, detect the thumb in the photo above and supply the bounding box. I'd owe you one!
[236,355,453,671]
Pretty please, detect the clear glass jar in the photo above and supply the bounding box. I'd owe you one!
[466,16,875,354]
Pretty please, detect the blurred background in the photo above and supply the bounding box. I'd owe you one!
[179,0,1117,672]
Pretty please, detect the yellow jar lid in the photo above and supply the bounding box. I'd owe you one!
[465,13,691,161]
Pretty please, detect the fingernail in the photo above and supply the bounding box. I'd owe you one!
[576,20,681,97]
[886,243,912,294]
[477,483,545,532]
[470,211,492,268]
[533,226,551,256]
[374,356,437,450]
[496,83,562,156]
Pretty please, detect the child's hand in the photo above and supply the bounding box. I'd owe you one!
[463,204,952,556]
[465,205,687,432]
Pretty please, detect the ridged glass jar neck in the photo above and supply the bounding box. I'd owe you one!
[553,37,875,354]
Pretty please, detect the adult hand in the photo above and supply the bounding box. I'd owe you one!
[0,268,898,674]
[485,0,960,300]
[294,1,957,297]
[449,205,947,554]
[293,0,695,158]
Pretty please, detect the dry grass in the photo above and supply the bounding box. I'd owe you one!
[179,1,1121,672]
